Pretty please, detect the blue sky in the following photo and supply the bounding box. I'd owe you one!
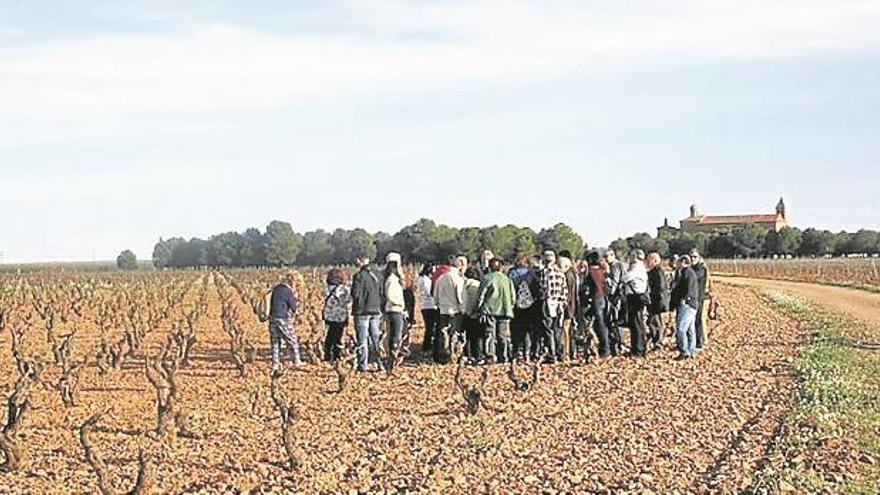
[1,0,878,262]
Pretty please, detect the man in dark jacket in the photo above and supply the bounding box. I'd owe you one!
[603,249,625,356]
[690,249,711,350]
[670,255,700,360]
[351,256,384,371]
[646,252,670,351]
[269,272,304,372]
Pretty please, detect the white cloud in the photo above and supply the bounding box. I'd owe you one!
[0,0,878,144]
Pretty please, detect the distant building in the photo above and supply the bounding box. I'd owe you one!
[658,198,789,236]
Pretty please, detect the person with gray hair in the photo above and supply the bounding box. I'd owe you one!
[622,249,649,357]
[670,254,700,360]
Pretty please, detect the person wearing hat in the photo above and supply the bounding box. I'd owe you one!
[622,249,649,357]
[670,254,700,360]
[268,271,305,372]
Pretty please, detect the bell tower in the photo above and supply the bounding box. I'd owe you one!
[776,197,787,221]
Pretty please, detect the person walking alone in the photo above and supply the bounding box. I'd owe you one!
[268,271,305,373]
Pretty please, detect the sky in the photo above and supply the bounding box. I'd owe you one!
[1,0,878,263]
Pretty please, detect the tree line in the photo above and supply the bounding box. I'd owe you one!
[610,226,880,261]
[151,219,585,269]
[150,220,880,269]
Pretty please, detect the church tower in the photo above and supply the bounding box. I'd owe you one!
[776,197,787,221]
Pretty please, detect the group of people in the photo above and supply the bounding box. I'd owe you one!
[266,247,713,373]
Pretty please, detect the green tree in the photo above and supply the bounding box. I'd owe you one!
[116,250,138,270]
[840,229,880,255]
[508,227,538,260]
[265,220,302,266]
[732,225,767,257]
[763,227,802,256]
[152,238,174,269]
[299,229,333,265]
[706,232,736,258]
[536,223,584,256]
[210,231,245,267]
[609,238,630,259]
[240,228,267,266]
[456,227,483,261]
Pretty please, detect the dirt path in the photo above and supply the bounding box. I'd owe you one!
[718,276,880,336]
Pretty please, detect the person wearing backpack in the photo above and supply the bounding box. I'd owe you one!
[477,258,516,364]
[268,271,305,373]
[351,256,385,372]
[646,252,670,351]
[322,268,351,362]
[622,249,650,358]
[508,252,540,361]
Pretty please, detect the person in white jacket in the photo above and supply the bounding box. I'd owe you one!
[384,261,406,371]
[622,249,650,357]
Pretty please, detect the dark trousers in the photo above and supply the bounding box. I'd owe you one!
[421,308,440,353]
[324,321,346,361]
[484,316,511,363]
[541,305,564,362]
[592,298,610,357]
[626,295,647,356]
[511,307,536,360]
[607,298,623,356]
[386,312,405,371]
[695,299,706,348]
[464,317,483,360]
[647,312,664,347]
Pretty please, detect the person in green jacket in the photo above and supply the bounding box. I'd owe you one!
[477,258,516,363]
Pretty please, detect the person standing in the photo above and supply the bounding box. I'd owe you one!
[322,268,351,362]
[433,255,468,363]
[539,250,568,363]
[508,253,540,361]
[689,249,712,350]
[646,252,670,351]
[603,249,625,357]
[383,260,407,371]
[671,254,700,360]
[477,258,516,363]
[558,255,579,362]
[351,256,385,372]
[622,249,649,358]
[268,271,305,373]
[584,251,610,358]
[418,264,440,358]
[462,267,484,362]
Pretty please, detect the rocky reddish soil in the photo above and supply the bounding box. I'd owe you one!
[1,283,803,493]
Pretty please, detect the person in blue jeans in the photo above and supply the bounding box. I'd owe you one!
[351,256,385,371]
[670,255,700,360]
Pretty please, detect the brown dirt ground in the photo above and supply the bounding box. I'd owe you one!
[1,280,804,494]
